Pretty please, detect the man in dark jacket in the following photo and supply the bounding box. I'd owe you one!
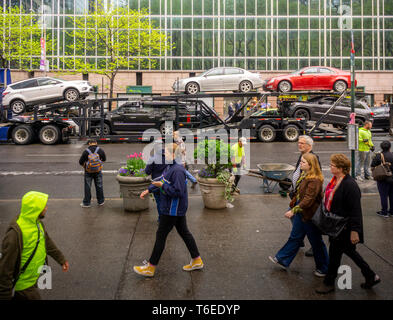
[144,141,167,221]
[133,143,202,277]
[79,139,106,208]
[0,191,69,300]
[291,135,321,257]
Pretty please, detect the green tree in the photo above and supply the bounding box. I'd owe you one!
[0,6,41,75]
[63,1,172,108]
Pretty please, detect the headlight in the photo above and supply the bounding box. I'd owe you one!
[268,79,274,84]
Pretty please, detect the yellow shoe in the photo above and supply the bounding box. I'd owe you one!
[183,257,204,271]
[133,260,156,277]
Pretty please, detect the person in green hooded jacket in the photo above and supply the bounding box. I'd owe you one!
[0,191,69,300]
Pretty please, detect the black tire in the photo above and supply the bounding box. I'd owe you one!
[239,80,253,93]
[293,108,310,121]
[333,80,347,93]
[278,80,292,93]
[10,100,26,115]
[283,124,300,142]
[39,125,60,145]
[64,88,80,101]
[257,125,276,142]
[12,125,34,145]
[185,82,200,95]
[93,123,111,136]
[160,122,174,136]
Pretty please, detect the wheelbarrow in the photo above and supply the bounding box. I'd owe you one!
[247,163,295,195]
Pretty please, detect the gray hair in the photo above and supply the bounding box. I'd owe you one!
[298,135,314,147]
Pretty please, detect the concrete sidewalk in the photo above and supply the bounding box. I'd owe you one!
[0,194,392,300]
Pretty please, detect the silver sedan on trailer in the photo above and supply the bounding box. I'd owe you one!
[172,67,264,94]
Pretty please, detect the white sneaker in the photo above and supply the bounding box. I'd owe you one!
[80,203,91,208]
[314,270,327,278]
[269,256,287,270]
[98,201,105,206]
[356,176,364,182]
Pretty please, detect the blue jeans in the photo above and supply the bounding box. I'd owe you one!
[83,171,104,205]
[356,151,371,178]
[275,213,329,273]
[185,170,197,183]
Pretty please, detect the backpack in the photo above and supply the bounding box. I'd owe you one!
[85,147,103,173]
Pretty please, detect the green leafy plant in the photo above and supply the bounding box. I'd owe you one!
[194,139,234,201]
[217,170,235,203]
[118,152,148,177]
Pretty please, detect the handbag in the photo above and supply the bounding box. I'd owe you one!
[311,202,348,238]
[311,176,348,238]
[371,153,392,181]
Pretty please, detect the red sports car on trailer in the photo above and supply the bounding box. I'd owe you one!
[263,66,356,93]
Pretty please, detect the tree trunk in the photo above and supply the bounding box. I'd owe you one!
[108,74,115,111]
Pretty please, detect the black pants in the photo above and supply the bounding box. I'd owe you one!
[377,180,393,215]
[324,231,375,285]
[149,215,200,266]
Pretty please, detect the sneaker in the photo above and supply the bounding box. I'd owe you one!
[315,283,335,294]
[314,270,327,278]
[376,211,389,218]
[305,247,314,257]
[80,203,91,208]
[364,176,371,180]
[268,256,287,270]
[356,176,364,182]
[98,201,105,206]
[183,257,204,271]
[133,260,156,277]
[361,275,381,289]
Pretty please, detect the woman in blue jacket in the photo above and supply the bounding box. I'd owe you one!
[134,143,203,277]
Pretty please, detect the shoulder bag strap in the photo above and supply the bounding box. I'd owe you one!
[380,152,386,165]
[12,222,41,289]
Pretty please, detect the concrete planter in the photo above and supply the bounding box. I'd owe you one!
[116,175,151,212]
[197,175,227,210]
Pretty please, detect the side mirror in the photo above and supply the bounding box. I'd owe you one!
[299,72,304,76]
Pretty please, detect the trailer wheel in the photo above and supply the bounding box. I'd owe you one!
[39,125,60,145]
[283,125,300,142]
[93,123,111,136]
[12,125,34,145]
[257,125,276,142]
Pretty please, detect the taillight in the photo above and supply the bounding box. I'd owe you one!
[370,112,374,116]
[2,91,9,97]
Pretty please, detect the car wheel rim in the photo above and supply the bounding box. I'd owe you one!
[43,129,55,142]
[187,84,198,94]
[16,129,27,142]
[262,129,273,140]
[335,82,345,92]
[240,82,251,92]
[12,102,24,113]
[280,82,290,92]
[286,128,298,140]
[161,125,173,136]
[296,110,308,120]
[66,90,78,101]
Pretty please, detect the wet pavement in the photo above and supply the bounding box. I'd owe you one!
[0,139,392,300]
[0,194,392,300]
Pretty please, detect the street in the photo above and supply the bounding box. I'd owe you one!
[1,137,393,300]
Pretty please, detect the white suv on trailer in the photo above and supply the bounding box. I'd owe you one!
[2,77,93,114]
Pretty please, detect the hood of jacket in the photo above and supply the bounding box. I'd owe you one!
[18,191,48,224]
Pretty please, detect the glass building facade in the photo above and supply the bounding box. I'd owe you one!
[2,0,393,71]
